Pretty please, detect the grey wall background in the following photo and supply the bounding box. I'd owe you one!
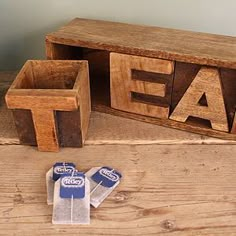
[0,0,235,70]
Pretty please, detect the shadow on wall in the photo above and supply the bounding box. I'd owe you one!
[0,21,67,71]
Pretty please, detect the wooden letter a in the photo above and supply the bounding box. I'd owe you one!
[170,67,228,132]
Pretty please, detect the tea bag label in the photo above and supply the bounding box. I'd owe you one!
[53,162,76,181]
[91,167,122,188]
[60,172,85,199]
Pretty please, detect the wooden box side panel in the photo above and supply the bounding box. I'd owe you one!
[56,110,82,147]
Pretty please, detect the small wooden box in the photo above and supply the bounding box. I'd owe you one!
[5,60,91,152]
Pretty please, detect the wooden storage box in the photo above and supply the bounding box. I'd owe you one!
[45,18,236,141]
[5,60,91,152]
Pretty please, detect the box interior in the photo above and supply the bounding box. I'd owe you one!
[15,61,81,90]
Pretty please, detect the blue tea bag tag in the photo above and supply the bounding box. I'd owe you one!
[53,162,76,181]
[91,167,122,188]
[60,172,85,199]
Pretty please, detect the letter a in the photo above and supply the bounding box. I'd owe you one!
[170,67,228,132]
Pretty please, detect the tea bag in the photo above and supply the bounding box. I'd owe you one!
[46,162,76,205]
[52,171,90,224]
[86,166,122,208]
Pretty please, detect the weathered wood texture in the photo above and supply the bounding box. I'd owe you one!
[170,67,228,132]
[46,18,236,69]
[0,144,236,235]
[5,60,91,151]
[110,53,174,119]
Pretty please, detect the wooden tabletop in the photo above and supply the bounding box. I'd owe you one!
[0,144,236,235]
[46,18,236,69]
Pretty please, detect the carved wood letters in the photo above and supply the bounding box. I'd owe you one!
[110,53,236,134]
[110,53,174,119]
[170,67,229,132]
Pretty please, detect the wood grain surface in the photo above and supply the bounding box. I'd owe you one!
[110,53,174,119]
[220,68,236,128]
[170,67,229,132]
[31,109,59,152]
[46,18,236,69]
[0,144,236,235]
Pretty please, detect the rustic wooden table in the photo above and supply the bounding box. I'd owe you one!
[0,72,236,235]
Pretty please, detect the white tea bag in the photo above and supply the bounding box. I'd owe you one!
[46,162,76,205]
[52,171,90,224]
[86,166,122,208]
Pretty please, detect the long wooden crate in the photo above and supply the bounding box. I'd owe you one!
[45,18,236,140]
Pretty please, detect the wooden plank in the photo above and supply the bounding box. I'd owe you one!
[6,89,78,111]
[220,68,236,128]
[46,18,236,69]
[56,110,82,147]
[0,144,236,235]
[110,53,174,119]
[76,62,91,143]
[170,67,228,132]
[31,109,59,152]
[85,112,236,145]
